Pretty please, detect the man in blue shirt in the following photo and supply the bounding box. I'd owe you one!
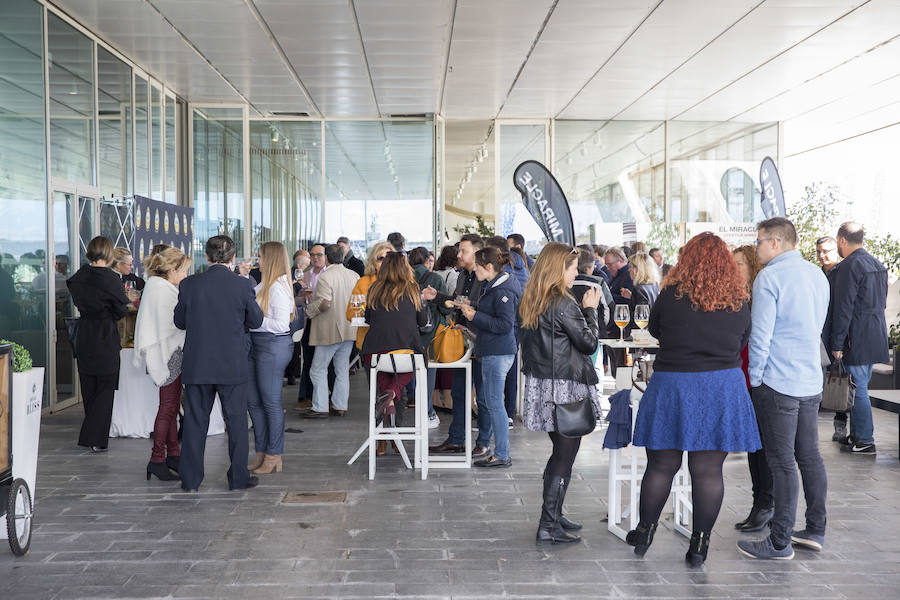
[739,218,829,561]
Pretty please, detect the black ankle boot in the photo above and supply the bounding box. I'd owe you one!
[625,521,657,557]
[536,476,581,544]
[685,530,710,567]
[147,461,179,481]
[165,456,180,474]
[736,506,773,532]
[543,464,582,531]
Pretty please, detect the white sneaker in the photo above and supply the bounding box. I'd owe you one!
[508,417,514,430]
[428,414,440,429]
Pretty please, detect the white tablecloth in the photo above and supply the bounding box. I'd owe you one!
[110,348,225,438]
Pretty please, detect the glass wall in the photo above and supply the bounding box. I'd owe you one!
[165,95,177,203]
[193,107,244,267]
[134,75,149,197]
[249,121,321,254]
[323,120,434,252]
[150,84,163,200]
[667,121,777,223]
[48,12,94,186]
[497,122,546,246]
[97,46,132,201]
[554,120,665,244]
[0,0,47,404]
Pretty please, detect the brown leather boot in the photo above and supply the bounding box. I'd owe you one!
[375,441,387,456]
[248,452,265,471]
[253,454,282,474]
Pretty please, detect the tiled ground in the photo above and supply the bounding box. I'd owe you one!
[2,373,900,599]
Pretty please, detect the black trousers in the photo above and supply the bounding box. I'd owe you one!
[180,382,250,490]
[77,372,117,448]
[298,325,315,400]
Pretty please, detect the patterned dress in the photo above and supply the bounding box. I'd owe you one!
[522,375,602,432]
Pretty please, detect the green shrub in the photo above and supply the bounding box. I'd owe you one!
[0,339,33,373]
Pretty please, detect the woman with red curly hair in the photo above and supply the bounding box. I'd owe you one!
[626,232,761,567]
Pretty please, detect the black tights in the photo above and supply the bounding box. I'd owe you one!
[546,432,582,480]
[639,449,727,533]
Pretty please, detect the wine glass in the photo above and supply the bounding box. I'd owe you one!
[614,304,630,342]
[634,304,650,332]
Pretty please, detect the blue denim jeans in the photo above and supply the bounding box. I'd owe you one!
[247,332,294,454]
[311,341,353,413]
[846,364,875,445]
[752,384,828,547]
[448,361,482,446]
[477,354,515,460]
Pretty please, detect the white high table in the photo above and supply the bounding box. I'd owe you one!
[109,348,226,438]
[605,360,693,542]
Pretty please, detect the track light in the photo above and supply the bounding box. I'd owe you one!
[481,143,488,159]
[271,130,279,143]
[592,132,600,146]
[579,143,587,157]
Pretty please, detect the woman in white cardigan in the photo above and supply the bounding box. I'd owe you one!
[133,247,192,481]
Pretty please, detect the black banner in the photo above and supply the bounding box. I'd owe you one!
[759,156,786,219]
[512,160,575,246]
[133,195,195,277]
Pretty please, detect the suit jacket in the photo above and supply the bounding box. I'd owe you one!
[174,263,264,385]
[307,264,359,346]
[67,265,130,376]
[343,253,365,278]
[826,248,890,366]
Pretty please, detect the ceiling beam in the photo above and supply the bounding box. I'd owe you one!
[349,0,381,117]
[437,0,458,115]
[243,0,323,118]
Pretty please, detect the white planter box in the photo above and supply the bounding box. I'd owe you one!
[1,367,44,542]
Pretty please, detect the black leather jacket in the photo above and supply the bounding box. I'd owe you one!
[520,296,600,385]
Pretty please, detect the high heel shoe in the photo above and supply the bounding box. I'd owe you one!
[147,461,179,481]
[248,452,265,471]
[626,521,657,557]
[685,530,711,567]
[165,456,180,474]
[253,454,282,474]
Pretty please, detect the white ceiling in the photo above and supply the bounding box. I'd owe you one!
[40,0,900,215]
[46,0,900,125]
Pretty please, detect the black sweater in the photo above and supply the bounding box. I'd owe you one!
[648,286,750,373]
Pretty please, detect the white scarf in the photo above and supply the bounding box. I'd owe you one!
[133,275,185,386]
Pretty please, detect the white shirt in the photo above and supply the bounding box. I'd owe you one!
[250,275,293,334]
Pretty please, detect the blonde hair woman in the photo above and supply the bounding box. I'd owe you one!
[621,252,660,335]
[519,242,602,543]
[112,246,145,291]
[247,241,296,475]
[346,241,394,351]
[134,247,193,480]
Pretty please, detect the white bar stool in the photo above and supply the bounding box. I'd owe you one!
[347,352,429,480]
[607,365,692,541]
[427,346,473,469]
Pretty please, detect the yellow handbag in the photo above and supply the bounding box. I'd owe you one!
[429,319,465,363]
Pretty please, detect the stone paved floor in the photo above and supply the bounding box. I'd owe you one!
[2,373,900,599]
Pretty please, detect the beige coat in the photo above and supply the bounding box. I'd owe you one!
[307,264,359,346]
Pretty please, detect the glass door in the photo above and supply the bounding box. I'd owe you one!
[51,187,98,410]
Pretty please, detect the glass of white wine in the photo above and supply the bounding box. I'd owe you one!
[634,304,650,332]
[614,304,630,343]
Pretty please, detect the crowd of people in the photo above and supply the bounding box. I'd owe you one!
[65,215,891,562]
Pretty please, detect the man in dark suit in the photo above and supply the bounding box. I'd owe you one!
[336,236,365,277]
[175,235,264,491]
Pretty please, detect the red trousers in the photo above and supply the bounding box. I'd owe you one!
[365,353,414,400]
[151,375,182,463]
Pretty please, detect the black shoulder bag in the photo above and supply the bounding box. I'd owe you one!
[552,303,597,438]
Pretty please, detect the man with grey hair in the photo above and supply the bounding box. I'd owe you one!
[816,235,846,440]
[301,244,359,418]
[739,217,829,560]
[826,221,889,456]
[336,236,365,277]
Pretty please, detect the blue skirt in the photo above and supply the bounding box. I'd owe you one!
[633,368,761,452]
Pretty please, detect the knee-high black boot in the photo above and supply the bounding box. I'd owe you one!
[626,521,657,557]
[536,476,581,544]
[685,530,711,567]
[543,460,582,531]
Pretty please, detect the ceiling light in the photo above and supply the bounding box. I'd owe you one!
[565,156,573,165]
[465,170,472,183]
[472,163,478,174]
[592,132,600,146]
[68,80,78,95]
[579,143,587,157]
[481,143,488,159]
[271,130,279,143]
[393,175,399,183]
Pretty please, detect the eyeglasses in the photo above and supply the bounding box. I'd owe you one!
[753,237,780,247]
